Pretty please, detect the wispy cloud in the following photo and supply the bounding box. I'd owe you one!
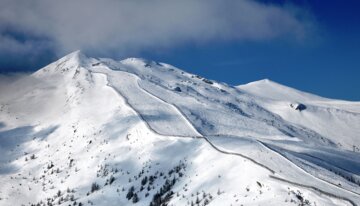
[0,0,315,70]
[0,72,30,96]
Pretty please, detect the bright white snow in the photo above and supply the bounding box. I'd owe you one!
[0,51,359,206]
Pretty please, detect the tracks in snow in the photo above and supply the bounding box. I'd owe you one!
[92,69,359,206]
[135,80,202,137]
[270,175,357,206]
[93,69,275,174]
[91,72,186,139]
[258,140,360,196]
[134,75,360,206]
[92,71,200,138]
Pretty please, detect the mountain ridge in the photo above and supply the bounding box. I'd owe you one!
[0,51,359,206]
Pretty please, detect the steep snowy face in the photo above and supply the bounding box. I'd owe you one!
[0,51,359,206]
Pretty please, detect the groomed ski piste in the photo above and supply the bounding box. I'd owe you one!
[0,51,359,206]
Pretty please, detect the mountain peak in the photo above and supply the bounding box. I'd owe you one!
[120,57,163,68]
[33,50,90,77]
[64,50,86,60]
[237,78,325,102]
[58,50,89,65]
[240,78,280,87]
[2,52,360,205]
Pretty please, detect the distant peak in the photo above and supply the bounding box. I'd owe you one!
[68,50,82,56]
[237,78,326,102]
[259,78,271,83]
[253,78,276,84]
[121,57,163,67]
[61,50,88,62]
[56,50,92,66]
[237,78,281,88]
[121,57,145,62]
[259,78,270,82]
[33,50,90,76]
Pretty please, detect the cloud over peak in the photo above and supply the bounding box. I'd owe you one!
[0,0,314,70]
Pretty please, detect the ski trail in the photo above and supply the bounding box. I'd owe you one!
[109,70,199,137]
[136,79,360,205]
[257,140,360,196]
[93,69,359,206]
[134,76,278,173]
[135,80,202,137]
[91,71,189,139]
[270,175,357,206]
[91,70,199,137]
[202,136,275,174]
[96,69,276,174]
[204,135,360,205]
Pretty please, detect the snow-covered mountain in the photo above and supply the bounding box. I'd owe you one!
[0,51,359,206]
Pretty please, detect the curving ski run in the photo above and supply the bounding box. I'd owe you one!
[257,140,360,196]
[2,52,360,206]
[135,78,360,206]
[92,67,359,206]
[91,69,200,138]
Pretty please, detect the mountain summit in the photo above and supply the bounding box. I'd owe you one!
[0,51,359,206]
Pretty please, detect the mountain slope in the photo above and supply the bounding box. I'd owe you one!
[0,51,359,206]
[238,79,360,151]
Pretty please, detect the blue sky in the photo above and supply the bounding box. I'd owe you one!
[141,0,360,100]
[0,0,359,100]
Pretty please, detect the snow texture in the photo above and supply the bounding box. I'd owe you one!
[0,51,359,206]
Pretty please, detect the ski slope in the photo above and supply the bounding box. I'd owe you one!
[0,51,359,206]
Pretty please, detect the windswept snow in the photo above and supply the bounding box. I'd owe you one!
[0,51,359,206]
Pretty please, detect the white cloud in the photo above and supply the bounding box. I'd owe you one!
[0,0,314,58]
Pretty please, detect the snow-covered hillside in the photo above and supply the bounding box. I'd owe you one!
[0,51,359,206]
